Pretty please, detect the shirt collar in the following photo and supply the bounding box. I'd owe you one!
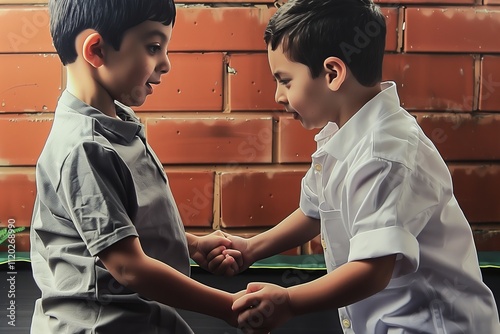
[58,90,143,143]
[322,81,401,160]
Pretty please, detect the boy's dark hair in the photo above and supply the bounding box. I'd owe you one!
[264,0,386,87]
[49,0,176,65]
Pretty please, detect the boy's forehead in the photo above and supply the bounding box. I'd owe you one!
[267,44,302,76]
[267,44,293,65]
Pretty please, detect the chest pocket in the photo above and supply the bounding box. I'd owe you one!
[319,204,350,272]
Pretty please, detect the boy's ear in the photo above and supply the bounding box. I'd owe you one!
[82,32,105,68]
[323,57,347,92]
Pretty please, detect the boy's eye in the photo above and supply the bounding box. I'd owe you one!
[278,79,291,85]
[148,44,162,54]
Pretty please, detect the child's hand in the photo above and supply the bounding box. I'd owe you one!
[207,233,252,276]
[189,231,242,275]
[224,290,246,327]
[232,282,293,333]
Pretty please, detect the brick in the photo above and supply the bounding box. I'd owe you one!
[417,113,500,161]
[171,6,398,52]
[136,53,224,111]
[167,171,214,227]
[0,115,53,166]
[0,168,36,228]
[382,7,399,52]
[0,230,30,253]
[479,56,500,111]
[404,7,500,53]
[484,0,500,4]
[0,54,62,113]
[146,116,273,164]
[0,6,53,53]
[383,54,475,111]
[229,53,279,111]
[170,7,275,52]
[220,170,305,228]
[450,164,500,223]
[276,115,316,163]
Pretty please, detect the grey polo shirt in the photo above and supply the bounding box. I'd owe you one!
[30,90,193,333]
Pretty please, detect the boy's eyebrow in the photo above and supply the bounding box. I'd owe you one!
[143,30,168,42]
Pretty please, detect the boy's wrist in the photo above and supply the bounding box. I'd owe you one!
[245,237,260,265]
[185,233,199,256]
[286,285,305,317]
[214,291,238,325]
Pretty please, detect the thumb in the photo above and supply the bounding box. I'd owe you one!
[212,230,232,248]
[246,282,265,294]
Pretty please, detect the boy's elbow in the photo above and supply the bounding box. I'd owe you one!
[97,236,148,289]
[372,254,397,292]
[109,261,142,288]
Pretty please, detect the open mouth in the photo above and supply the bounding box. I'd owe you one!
[145,82,157,94]
[146,81,160,92]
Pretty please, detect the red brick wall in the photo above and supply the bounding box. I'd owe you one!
[1,0,499,255]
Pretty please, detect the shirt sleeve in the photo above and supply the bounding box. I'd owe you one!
[343,157,439,277]
[57,141,139,256]
[299,167,321,219]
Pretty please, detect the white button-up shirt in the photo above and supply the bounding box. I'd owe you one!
[300,82,500,333]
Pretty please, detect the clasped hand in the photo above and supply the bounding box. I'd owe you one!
[191,231,293,333]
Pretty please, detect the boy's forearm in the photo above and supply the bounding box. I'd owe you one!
[287,254,396,315]
[99,236,234,322]
[128,255,233,320]
[248,208,320,262]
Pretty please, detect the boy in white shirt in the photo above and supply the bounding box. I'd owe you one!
[212,0,500,332]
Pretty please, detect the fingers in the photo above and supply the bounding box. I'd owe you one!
[232,283,291,333]
[246,282,264,293]
[208,253,233,275]
[237,303,274,334]
[206,245,227,263]
[223,248,244,267]
[232,283,264,312]
[210,230,233,249]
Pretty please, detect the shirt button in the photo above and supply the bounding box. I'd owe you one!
[314,163,322,172]
[342,318,351,329]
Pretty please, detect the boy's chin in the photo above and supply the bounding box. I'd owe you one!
[117,97,146,108]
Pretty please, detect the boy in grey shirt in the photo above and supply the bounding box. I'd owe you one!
[30,1,240,332]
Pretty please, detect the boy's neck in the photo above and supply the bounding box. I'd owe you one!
[336,81,381,128]
[65,65,118,118]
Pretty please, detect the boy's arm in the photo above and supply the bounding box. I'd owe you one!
[233,254,396,331]
[98,235,237,325]
[247,208,320,262]
[214,208,320,274]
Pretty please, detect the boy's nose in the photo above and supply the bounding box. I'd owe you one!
[275,86,287,105]
[158,53,171,74]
